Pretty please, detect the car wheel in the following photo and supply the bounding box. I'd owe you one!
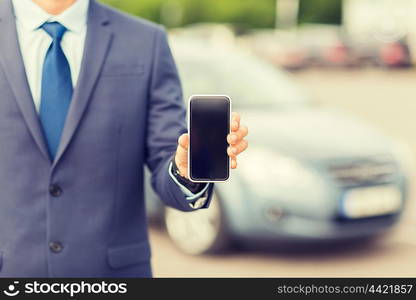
[164,192,230,255]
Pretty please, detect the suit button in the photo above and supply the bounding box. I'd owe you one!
[49,184,62,197]
[49,241,63,253]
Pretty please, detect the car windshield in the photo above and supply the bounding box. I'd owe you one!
[176,50,309,109]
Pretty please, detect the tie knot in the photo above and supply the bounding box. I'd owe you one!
[42,22,67,40]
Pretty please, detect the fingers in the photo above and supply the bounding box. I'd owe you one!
[231,112,240,132]
[227,146,236,157]
[228,139,248,158]
[228,139,248,170]
[231,158,237,169]
[227,125,248,145]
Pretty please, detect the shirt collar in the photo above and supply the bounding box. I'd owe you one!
[12,0,90,33]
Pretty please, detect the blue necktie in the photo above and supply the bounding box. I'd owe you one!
[39,22,73,159]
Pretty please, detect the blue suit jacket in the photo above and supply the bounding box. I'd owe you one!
[0,0,213,277]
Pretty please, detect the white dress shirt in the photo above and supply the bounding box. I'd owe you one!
[12,0,89,112]
[12,0,209,205]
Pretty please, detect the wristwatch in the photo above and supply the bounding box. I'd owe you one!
[171,158,205,194]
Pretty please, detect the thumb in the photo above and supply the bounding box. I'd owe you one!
[175,133,189,165]
[178,133,189,150]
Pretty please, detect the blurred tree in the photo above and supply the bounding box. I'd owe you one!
[100,0,165,23]
[99,0,342,28]
[298,0,342,25]
[99,0,275,28]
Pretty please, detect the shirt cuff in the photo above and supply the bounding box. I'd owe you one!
[168,162,210,205]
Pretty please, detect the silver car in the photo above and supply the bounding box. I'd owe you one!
[145,40,410,255]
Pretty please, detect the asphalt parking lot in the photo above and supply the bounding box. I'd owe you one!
[149,69,416,277]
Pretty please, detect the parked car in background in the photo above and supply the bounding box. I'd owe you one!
[242,21,413,70]
[145,38,411,255]
[343,0,414,68]
[295,24,357,68]
[242,25,358,70]
[239,29,309,70]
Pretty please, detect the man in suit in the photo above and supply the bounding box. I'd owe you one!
[0,0,248,277]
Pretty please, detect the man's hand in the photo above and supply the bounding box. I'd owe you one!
[175,112,249,178]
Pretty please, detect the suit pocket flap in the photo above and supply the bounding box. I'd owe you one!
[107,241,150,269]
[101,63,144,77]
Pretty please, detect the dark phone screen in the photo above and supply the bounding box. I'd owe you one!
[190,96,230,181]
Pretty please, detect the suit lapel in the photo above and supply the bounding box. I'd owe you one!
[52,1,113,167]
[0,0,50,162]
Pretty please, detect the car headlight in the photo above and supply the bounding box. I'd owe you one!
[238,146,320,198]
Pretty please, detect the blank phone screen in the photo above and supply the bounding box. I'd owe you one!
[190,96,230,181]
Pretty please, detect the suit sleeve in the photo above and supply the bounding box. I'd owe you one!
[145,26,213,212]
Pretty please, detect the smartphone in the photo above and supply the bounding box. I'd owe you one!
[188,95,231,182]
